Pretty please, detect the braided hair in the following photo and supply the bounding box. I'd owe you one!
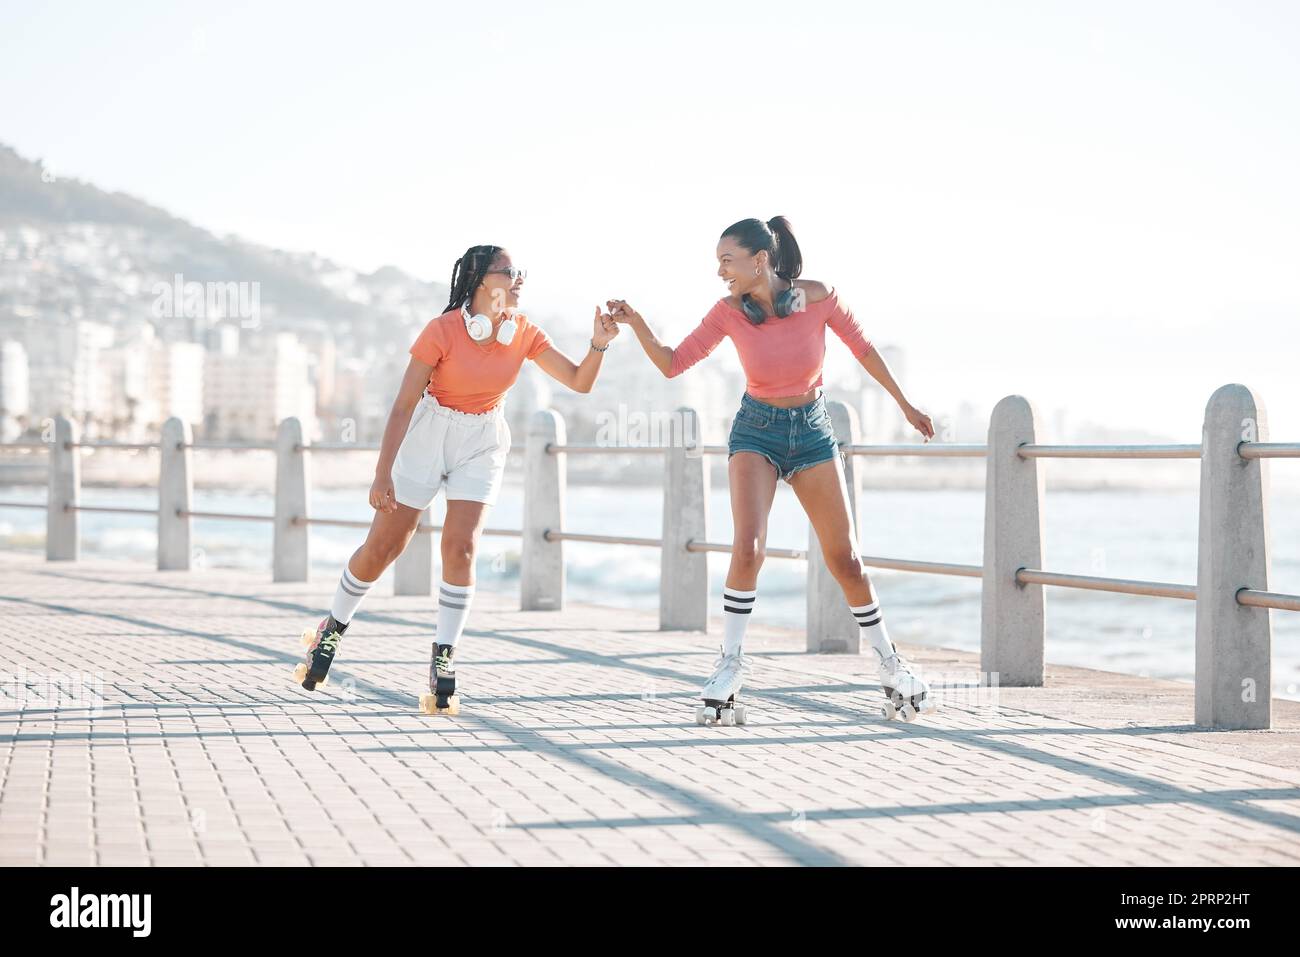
[445,244,504,312]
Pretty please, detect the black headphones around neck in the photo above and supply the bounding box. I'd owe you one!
[741,278,803,325]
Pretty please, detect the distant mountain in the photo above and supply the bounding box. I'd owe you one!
[0,144,191,230]
[0,143,447,328]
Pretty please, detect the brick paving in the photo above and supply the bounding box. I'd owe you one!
[2,554,1299,867]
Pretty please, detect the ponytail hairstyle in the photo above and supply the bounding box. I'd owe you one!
[720,216,803,280]
[445,244,504,313]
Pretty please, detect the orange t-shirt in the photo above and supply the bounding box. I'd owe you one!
[409,308,554,413]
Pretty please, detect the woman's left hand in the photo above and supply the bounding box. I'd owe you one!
[592,306,620,347]
[904,403,935,442]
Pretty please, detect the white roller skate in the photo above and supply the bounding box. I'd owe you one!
[695,648,750,727]
[878,649,934,722]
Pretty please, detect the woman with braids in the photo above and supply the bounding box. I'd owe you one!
[295,244,619,714]
[609,217,937,725]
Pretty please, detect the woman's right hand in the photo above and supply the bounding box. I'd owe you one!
[606,299,640,325]
[369,472,398,513]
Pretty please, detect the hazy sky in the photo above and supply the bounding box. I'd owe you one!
[3,0,1299,442]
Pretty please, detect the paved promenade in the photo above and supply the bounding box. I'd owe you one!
[2,553,1300,867]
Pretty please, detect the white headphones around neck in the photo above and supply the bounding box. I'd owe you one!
[462,303,518,346]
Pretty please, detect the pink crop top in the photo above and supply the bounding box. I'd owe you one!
[667,287,873,397]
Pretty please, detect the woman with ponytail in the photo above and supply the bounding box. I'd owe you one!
[609,217,936,724]
[295,244,620,714]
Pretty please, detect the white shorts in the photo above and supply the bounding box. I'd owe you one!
[391,393,511,508]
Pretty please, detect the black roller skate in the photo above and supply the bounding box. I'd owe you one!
[294,615,348,691]
[419,642,459,715]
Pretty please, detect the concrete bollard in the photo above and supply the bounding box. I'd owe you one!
[660,407,709,631]
[157,417,193,571]
[394,508,434,596]
[807,400,862,653]
[522,409,565,610]
[981,395,1046,686]
[1195,383,1273,730]
[273,417,310,583]
[46,415,79,561]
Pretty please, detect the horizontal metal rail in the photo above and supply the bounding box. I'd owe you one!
[1239,443,1300,460]
[291,515,519,537]
[291,515,368,529]
[860,555,983,578]
[1018,444,1201,459]
[542,441,1232,461]
[178,509,274,523]
[1236,589,1300,612]
[6,440,1298,462]
[1017,568,1196,600]
[546,443,728,456]
[68,441,159,451]
[300,443,522,454]
[186,442,275,452]
[846,444,987,457]
[545,530,661,547]
[548,444,668,456]
[686,540,807,560]
[9,496,1299,615]
[684,542,981,573]
[64,504,160,516]
[295,443,379,453]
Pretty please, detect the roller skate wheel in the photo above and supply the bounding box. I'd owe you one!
[420,693,460,716]
[293,662,310,683]
[733,704,748,726]
[882,701,896,721]
[695,705,709,726]
[301,630,318,649]
[720,709,736,727]
[900,704,917,722]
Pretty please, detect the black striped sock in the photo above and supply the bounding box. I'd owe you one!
[723,588,757,656]
[850,600,895,660]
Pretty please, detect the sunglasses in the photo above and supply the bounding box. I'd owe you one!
[488,267,527,283]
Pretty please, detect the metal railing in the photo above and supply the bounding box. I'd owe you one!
[3,382,1297,729]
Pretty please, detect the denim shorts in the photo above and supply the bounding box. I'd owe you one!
[727,392,839,482]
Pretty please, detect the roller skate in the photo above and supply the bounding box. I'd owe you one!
[695,648,749,727]
[294,615,348,691]
[419,643,459,716]
[878,649,934,722]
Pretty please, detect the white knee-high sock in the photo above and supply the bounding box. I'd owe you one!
[437,581,475,648]
[330,565,375,625]
[851,599,896,662]
[722,587,757,657]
